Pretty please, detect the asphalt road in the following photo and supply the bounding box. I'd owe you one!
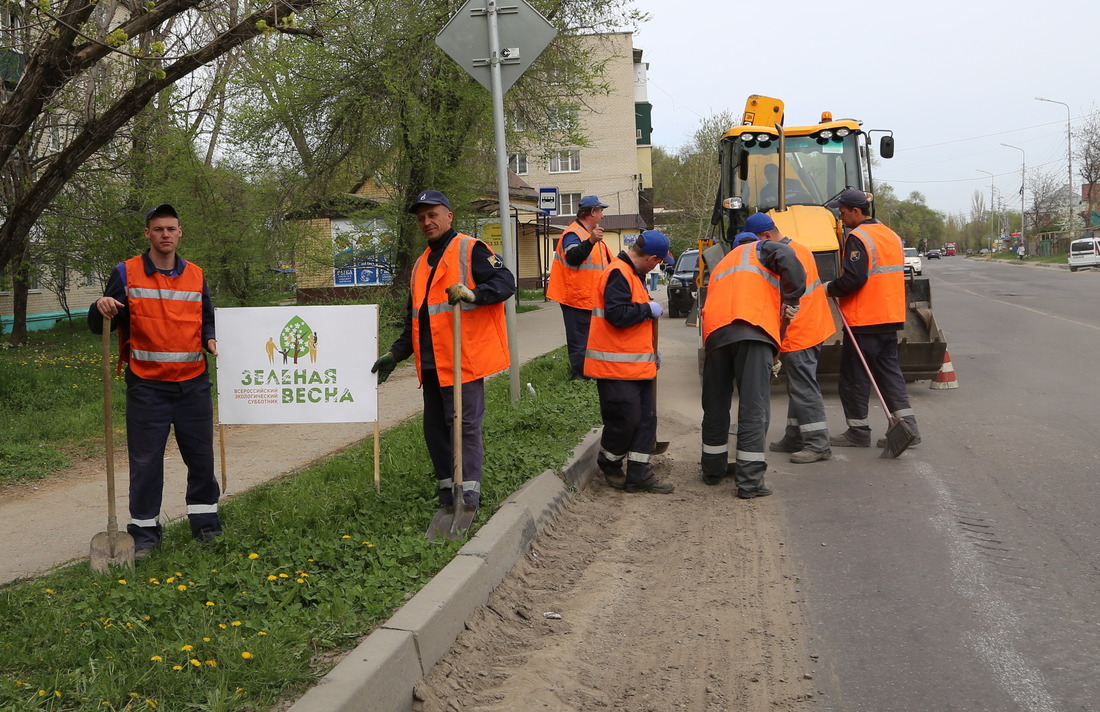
[772,257,1100,712]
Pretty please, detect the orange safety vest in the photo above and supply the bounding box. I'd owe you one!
[583,259,656,380]
[546,221,613,309]
[410,234,510,387]
[701,242,782,347]
[838,223,906,327]
[123,255,207,381]
[781,239,836,352]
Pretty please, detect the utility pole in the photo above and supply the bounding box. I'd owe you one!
[1036,97,1074,233]
[977,169,995,250]
[1002,144,1026,248]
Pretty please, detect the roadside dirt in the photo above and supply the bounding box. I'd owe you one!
[412,415,819,712]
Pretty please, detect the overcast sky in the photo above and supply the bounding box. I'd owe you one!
[629,0,1094,218]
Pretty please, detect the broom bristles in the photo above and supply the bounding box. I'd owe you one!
[879,418,917,459]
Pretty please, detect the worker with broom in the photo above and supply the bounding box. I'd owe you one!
[824,189,921,450]
[88,203,221,562]
[371,190,514,526]
[699,217,805,498]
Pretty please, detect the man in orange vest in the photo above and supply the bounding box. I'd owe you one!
[88,204,221,561]
[740,214,834,464]
[546,195,613,380]
[700,218,805,498]
[584,230,676,493]
[824,189,920,448]
[371,190,515,515]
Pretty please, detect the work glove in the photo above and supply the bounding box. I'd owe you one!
[371,353,397,383]
[783,303,800,320]
[446,283,476,305]
[648,301,664,319]
[656,350,662,371]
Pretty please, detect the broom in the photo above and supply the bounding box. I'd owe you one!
[834,300,917,458]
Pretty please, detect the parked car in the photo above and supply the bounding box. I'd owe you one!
[904,247,922,276]
[1067,237,1100,272]
[926,249,942,259]
[666,249,699,318]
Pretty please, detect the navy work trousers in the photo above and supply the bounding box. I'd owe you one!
[125,377,220,549]
[421,369,485,507]
[560,304,593,379]
[838,331,919,440]
[700,340,774,492]
[595,378,657,485]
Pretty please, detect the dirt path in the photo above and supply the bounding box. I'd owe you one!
[412,414,819,712]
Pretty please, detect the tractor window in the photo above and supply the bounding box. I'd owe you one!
[724,133,864,212]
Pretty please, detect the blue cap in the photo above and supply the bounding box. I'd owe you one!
[744,213,776,234]
[825,188,870,209]
[145,203,178,224]
[734,231,758,245]
[639,230,675,264]
[409,190,451,213]
[579,195,609,209]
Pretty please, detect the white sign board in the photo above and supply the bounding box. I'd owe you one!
[215,305,378,425]
[539,187,558,215]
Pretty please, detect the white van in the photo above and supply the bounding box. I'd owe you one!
[1067,237,1100,272]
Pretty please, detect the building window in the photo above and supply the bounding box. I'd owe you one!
[507,110,526,132]
[508,153,528,175]
[549,150,580,174]
[547,105,578,131]
[559,192,581,216]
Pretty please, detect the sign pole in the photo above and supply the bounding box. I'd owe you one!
[487,0,520,402]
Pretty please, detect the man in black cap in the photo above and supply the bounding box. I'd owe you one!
[546,195,614,380]
[824,189,920,449]
[371,190,515,516]
[88,203,221,561]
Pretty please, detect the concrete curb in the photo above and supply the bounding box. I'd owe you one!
[287,428,602,712]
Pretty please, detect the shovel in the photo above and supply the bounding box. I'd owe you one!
[427,302,477,540]
[90,314,135,572]
[651,316,669,455]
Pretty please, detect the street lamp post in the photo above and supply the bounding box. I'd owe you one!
[1001,143,1026,249]
[977,169,995,251]
[1035,97,1073,232]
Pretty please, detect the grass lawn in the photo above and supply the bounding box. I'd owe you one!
[0,345,600,710]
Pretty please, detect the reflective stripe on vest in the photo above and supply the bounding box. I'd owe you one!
[584,260,656,380]
[781,240,836,352]
[546,221,613,309]
[839,224,906,327]
[124,255,206,381]
[701,243,782,347]
[410,234,510,387]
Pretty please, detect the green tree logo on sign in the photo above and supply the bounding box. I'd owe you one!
[279,316,316,365]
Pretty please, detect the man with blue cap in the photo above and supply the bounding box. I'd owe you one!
[699,212,806,498]
[584,230,676,493]
[371,190,515,522]
[546,195,614,380]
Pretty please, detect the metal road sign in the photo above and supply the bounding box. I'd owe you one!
[539,187,558,215]
[435,0,557,93]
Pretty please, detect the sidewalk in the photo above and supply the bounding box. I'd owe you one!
[0,301,568,585]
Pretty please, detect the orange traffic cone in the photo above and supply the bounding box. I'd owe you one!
[930,350,958,390]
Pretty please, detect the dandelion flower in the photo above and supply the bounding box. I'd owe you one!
[166,577,176,584]
[118,579,127,585]
[218,624,227,630]
[204,660,217,667]
[205,601,215,607]
[55,691,61,698]
[180,644,193,651]
[45,589,54,594]
[241,652,253,660]
[150,656,162,662]
[266,575,277,581]
[203,637,211,642]
[341,535,351,539]
[190,659,201,667]
[172,665,183,671]
[296,578,304,584]
[248,553,259,559]
[278,573,288,578]
[146,700,157,708]
[258,631,267,636]
[149,578,160,585]
[177,585,187,591]
[231,621,241,627]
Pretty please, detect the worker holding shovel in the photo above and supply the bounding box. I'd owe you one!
[87,203,221,563]
[371,191,514,537]
[584,230,676,494]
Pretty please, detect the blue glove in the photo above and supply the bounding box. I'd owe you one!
[648,301,663,319]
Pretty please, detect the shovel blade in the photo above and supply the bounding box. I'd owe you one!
[651,441,670,455]
[426,506,458,541]
[449,502,478,537]
[89,531,136,573]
